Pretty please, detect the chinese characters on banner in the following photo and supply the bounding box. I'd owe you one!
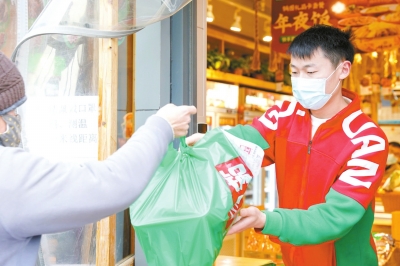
[271,0,400,53]
[23,96,99,163]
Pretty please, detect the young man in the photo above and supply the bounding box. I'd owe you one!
[0,51,196,265]
[188,25,388,265]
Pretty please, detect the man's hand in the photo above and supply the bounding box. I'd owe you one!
[227,206,266,235]
[185,133,205,146]
[156,104,197,138]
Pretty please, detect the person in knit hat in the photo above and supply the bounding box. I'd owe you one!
[0,51,26,147]
[0,49,197,265]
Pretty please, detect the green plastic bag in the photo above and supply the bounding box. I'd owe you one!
[130,127,268,266]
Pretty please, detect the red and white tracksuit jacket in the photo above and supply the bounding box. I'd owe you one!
[250,88,388,266]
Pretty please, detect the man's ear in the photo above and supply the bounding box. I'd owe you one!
[339,61,352,80]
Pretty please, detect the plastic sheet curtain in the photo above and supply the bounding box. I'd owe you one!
[12,0,192,60]
[7,0,191,265]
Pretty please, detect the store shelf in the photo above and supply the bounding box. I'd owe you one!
[207,26,290,60]
[206,69,292,95]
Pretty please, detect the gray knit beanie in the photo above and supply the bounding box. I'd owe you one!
[0,51,26,115]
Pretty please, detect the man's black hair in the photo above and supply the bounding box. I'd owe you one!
[287,24,355,67]
[389,141,400,148]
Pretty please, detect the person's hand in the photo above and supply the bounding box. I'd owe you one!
[227,206,266,235]
[185,133,205,146]
[156,104,197,138]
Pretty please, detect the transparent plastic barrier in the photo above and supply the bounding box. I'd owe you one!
[10,1,192,265]
[12,0,191,60]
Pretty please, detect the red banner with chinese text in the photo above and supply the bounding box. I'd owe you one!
[271,0,400,54]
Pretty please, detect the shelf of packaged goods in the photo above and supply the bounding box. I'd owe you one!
[206,69,293,95]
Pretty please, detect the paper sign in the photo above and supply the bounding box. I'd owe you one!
[21,96,99,163]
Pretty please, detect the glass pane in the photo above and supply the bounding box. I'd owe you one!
[0,0,17,57]
[264,165,277,211]
[37,224,97,265]
[1,0,48,57]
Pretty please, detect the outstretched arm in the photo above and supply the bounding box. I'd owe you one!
[0,104,196,238]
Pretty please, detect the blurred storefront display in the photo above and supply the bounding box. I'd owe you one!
[271,0,400,53]
[206,81,239,130]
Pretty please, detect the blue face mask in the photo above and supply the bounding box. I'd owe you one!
[291,62,343,110]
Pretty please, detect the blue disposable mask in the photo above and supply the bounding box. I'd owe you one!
[291,62,343,110]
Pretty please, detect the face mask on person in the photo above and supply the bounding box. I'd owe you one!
[0,114,22,147]
[291,62,343,110]
[386,153,397,166]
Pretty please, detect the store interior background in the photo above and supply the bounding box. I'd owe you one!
[1,0,399,264]
[204,0,400,262]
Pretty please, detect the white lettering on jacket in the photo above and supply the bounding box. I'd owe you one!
[338,159,378,188]
[259,101,297,130]
[339,110,385,188]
